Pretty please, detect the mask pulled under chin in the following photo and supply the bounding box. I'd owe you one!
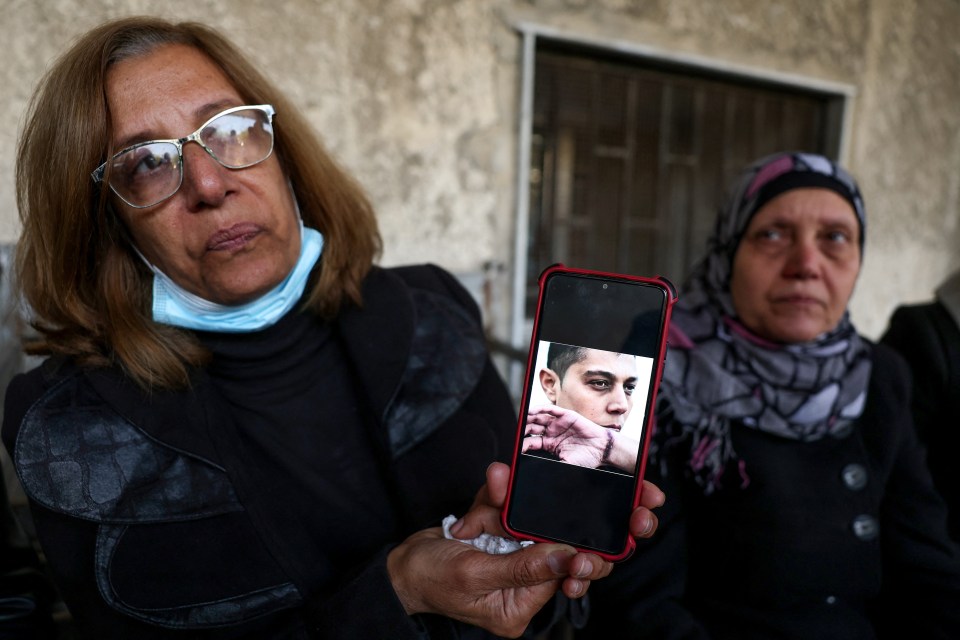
[150,226,324,333]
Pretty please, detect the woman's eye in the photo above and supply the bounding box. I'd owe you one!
[756,228,783,241]
[134,152,170,175]
[120,148,173,180]
[825,230,851,244]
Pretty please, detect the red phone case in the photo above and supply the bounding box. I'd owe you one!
[500,264,677,561]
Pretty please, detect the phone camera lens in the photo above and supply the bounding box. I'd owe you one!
[602,284,608,289]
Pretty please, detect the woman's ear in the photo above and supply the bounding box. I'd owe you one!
[539,368,560,404]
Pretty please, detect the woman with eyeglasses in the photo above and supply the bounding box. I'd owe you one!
[3,16,664,640]
[578,153,960,639]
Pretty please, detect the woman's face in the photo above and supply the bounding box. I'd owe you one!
[730,188,861,343]
[106,44,300,305]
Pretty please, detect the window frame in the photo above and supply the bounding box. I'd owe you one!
[507,23,856,379]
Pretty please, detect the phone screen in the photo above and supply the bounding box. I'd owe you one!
[504,270,671,557]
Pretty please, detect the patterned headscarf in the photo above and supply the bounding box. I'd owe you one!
[655,152,872,494]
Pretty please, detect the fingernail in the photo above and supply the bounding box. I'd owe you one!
[547,550,573,574]
[640,515,654,536]
[450,518,464,535]
[574,558,593,578]
[568,579,583,597]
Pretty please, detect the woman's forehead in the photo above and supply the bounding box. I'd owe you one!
[748,188,860,231]
[106,44,242,146]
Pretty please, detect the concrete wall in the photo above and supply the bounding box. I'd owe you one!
[2,0,958,341]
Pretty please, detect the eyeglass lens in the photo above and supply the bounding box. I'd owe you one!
[106,107,274,208]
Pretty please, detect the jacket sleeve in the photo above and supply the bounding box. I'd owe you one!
[880,304,960,540]
[24,499,444,640]
[0,459,58,639]
[867,345,960,639]
[879,305,948,443]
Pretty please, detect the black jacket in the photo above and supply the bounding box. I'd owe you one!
[2,265,519,639]
[579,343,960,639]
[881,301,960,541]
[0,465,57,639]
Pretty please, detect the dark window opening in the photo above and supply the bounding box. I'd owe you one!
[526,41,843,316]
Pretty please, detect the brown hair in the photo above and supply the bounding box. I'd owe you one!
[15,16,381,389]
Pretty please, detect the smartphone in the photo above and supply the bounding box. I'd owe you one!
[501,264,676,561]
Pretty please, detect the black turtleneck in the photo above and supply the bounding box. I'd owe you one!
[195,306,400,590]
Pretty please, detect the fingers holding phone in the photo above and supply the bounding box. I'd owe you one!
[387,527,582,638]
[387,457,631,638]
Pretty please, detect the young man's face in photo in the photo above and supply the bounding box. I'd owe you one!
[541,350,639,431]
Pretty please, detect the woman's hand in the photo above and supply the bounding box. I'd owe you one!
[387,527,601,637]
[386,463,664,638]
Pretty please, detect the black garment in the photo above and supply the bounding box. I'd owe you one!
[880,301,960,541]
[1,265,518,639]
[196,304,401,592]
[0,469,57,639]
[579,343,960,640]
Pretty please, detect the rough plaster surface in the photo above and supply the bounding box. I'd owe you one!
[2,0,959,341]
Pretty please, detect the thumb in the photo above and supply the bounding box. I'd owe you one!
[489,544,577,588]
[484,462,511,506]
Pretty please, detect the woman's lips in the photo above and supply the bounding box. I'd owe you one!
[206,223,262,251]
[774,294,823,306]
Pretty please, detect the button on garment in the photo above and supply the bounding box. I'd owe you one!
[841,463,868,491]
[851,514,879,541]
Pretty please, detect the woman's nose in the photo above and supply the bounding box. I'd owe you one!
[178,142,230,210]
[783,237,820,279]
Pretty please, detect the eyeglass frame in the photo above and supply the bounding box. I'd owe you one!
[91,103,277,209]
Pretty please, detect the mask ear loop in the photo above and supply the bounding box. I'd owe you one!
[287,178,301,219]
[111,204,161,275]
[131,243,161,276]
[288,177,307,242]
[100,191,161,276]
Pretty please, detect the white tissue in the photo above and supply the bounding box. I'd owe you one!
[441,515,535,554]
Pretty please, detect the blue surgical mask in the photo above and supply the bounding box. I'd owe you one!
[147,224,324,332]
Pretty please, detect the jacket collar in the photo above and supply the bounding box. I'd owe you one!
[83,365,225,467]
[334,266,415,424]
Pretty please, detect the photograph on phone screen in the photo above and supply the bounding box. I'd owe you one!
[522,341,654,477]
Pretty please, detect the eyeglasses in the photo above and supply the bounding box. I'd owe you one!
[92,104,276,208]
